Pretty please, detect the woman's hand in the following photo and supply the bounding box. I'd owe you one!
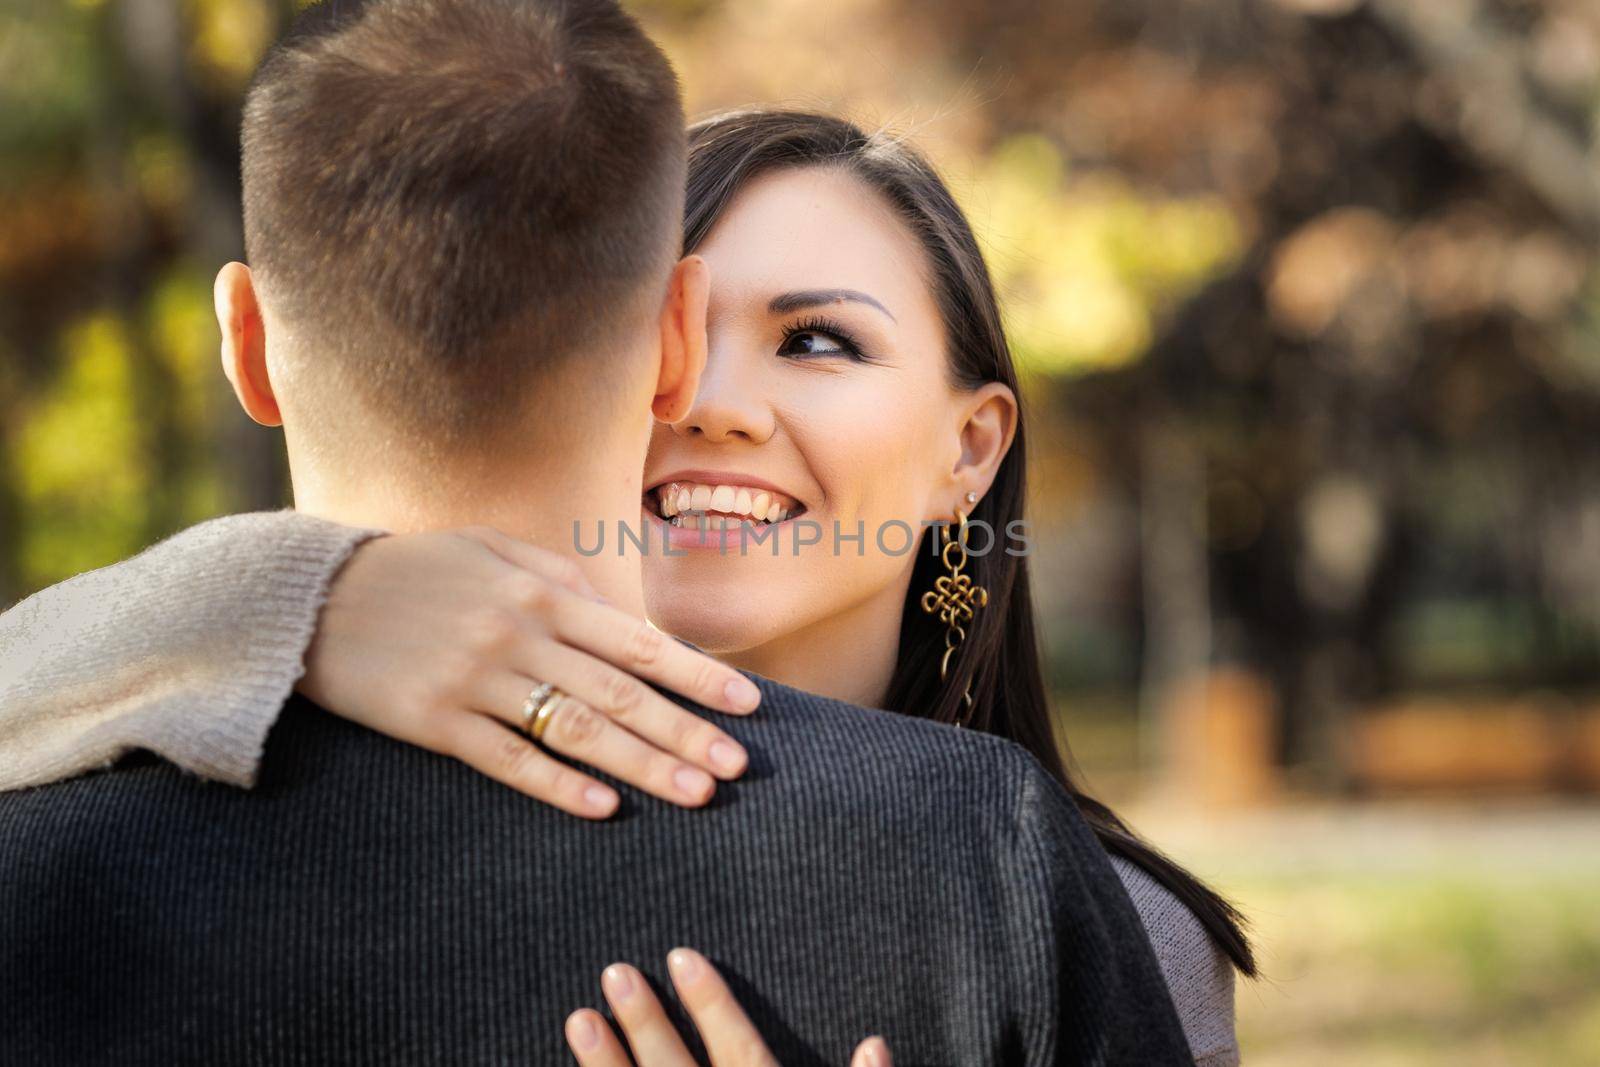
[297,526,761,818]
[564,947,892,1067]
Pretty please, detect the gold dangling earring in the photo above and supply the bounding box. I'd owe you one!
[919,496,989,728]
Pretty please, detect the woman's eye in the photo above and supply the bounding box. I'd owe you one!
[777,329,858,359]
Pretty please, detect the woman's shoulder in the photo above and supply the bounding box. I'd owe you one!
[1109,854,1240,1067]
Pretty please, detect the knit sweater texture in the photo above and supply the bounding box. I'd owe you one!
[0,511,1239,1064]
[1,684,1196,1063]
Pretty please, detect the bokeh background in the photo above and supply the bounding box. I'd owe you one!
[4,0,1600,1062]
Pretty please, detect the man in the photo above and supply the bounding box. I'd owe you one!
[0,0,1191,1062]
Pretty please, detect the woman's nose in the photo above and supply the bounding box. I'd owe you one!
[671,347,775,444]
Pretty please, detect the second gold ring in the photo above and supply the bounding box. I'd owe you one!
[520,682,565,742]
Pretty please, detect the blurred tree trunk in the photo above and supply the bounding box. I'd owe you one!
[114,0,289,516]
[99,1,188,544]
[1137,408,1212,774]
[0,428,20,609]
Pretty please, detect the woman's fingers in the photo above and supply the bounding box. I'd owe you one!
[666,948,778,1067]
[568,951,872,1066]
[457,525,601,600]
[470,672,717,808]
[602,964,699,1067]
[442,713,618,819]
[850,1036,892,1067]
[563,1008,633,1066]
[468,528,757,790]
[512,638,749,782]
[551,594,761,716]
[465,524,760,719]
[316,525,751,816]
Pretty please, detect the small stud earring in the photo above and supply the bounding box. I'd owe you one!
[964,491,978,505]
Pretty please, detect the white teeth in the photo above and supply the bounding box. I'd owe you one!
[654,481,801,524]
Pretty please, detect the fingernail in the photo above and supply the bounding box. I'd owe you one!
[668,948,703,984]
[585,785,617,813]
[604,964,635,1000]
[725,675,760,712]
[863,1037,888,1067]
[708,739,746,775]
[674,765,712,798]
[568,1013,599,1051]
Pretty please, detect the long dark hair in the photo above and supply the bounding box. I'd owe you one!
[683,108,1255,977]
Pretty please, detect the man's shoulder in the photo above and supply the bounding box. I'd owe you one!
[0,678,1070,864]
[732,676,1061,827]
[747,674,1026,752]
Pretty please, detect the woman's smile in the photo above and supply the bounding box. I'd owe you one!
[644,472,806,527]
[642,470,810,552]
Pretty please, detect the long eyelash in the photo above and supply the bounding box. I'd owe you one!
[779,316,868,360]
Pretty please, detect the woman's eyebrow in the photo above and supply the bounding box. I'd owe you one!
[767,288,897,322]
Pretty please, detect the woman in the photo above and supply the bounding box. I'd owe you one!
[1,109,1251,1064]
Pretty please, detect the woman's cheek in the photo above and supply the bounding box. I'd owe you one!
[796,384,931,516]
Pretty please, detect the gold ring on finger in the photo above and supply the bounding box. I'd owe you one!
[529,689,566,743]
[520,681,555,737]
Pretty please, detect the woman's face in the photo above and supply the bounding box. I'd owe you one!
[640,166,972,658]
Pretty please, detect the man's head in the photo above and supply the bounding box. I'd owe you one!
[215,0,706,513]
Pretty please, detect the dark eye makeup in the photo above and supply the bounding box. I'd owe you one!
[776,316,874,362]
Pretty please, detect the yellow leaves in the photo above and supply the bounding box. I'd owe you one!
[990,133,1065,192]
[10,269,224,590]
[18,315,140,499]
[150,270,216,427]
[957,133,1242,379]
[15,313,149,585]
[186,0,277,89]
[131,133,193,219]
[150,271,230,523]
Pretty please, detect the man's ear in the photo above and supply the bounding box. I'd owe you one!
[945,381,1018,510]
[214,262,281,427]
[652,255,708,424]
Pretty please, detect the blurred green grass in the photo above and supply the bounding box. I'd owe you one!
[1063,692,1600,1065]
[1134,803,1600,1067]
[1232,871,1600,1065]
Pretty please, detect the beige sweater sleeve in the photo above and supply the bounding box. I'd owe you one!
[0,510,385,791]
[1111,854,1242,1066]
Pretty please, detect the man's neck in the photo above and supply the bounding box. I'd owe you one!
[289,441,650,618]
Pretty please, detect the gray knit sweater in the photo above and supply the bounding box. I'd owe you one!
[0,511,1239,1065]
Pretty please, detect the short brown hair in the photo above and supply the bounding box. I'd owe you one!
[242,0,686,442]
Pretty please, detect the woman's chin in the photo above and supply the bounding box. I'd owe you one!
[643,596,788,659]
